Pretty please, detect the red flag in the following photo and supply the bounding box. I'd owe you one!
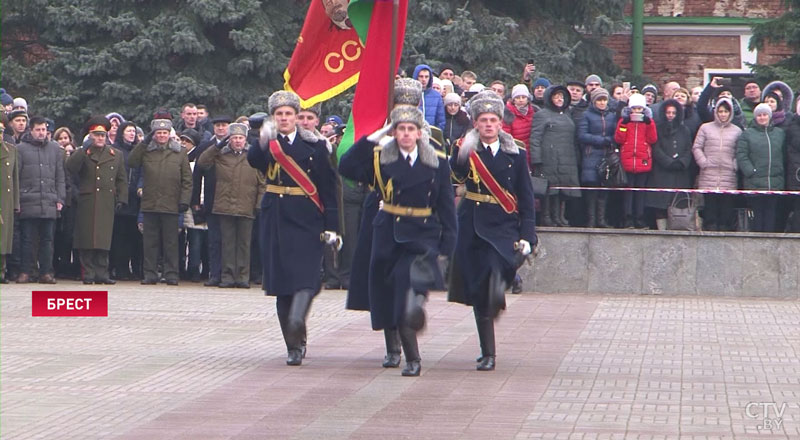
[337,0,409,160]
[283,1,363,108]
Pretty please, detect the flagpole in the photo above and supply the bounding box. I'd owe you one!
[386,0,399,117]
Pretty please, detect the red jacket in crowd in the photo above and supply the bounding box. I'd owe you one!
[614,108,658,174]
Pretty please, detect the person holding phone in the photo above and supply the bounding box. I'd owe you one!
[614,93,658,228]
[697,76,746,129]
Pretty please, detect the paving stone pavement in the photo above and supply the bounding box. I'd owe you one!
[1,281,799,439]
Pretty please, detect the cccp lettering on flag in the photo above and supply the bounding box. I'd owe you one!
[283,0,364,109]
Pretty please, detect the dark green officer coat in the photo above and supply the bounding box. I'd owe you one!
[1,141,19,255]
[66,145,128,250]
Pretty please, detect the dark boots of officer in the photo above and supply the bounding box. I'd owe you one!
[276,289,314,366]
[398,325,420,376]
[474,307,496,371]
[382,328,401,368]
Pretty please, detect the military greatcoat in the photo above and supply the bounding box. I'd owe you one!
[338,135,457,330]
[65,145,128,250]
[247,127,338,297]
[448,129,537,307]
[1,141,19,255]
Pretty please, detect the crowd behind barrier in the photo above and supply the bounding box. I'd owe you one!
[1,61,799,286]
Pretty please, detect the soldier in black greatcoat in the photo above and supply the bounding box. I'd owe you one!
[342,79,447,372]
[339,105,457,376]
[247,91,340,366]
[448,91,537,371]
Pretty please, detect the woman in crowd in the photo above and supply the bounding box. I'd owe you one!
[614,93,657,228]
[761,81,794,130]
[736,103,785,232]
[785,97,800,232]
[645,99,693,229]
[502,84,535,151]
[110,121,143,280]
[443,93,470,155]
[577,87,617,227]
[692,98,742,231]
[529,85,581,226]
[53,127,80,279]
[672,87,702,139]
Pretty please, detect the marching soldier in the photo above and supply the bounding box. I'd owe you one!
[0,114,19,283]
[448,91,537,371]
[65,116,128,284]
[128,119,193,285]
[197,123,264,288]
[339,105,457,376]
[342,78,446,371]
[247,91,340,366]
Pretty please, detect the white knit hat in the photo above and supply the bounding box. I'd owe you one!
[511,84,530,99]
[628,93,647,109]
[753,103,773,118]
[444,93,461,106]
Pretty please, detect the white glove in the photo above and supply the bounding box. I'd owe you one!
[367,122,392,144]
[322,231,343,251]
[258,117,277,150]
[456,138,475,164]
[517,239,532,256]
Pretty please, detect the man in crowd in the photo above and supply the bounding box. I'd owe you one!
[248,90,339,366]
[191,114,232,286]
[8,109,28,143]
[530,78,550,110]
[65,116,128,284]
[740,80,762,123]
[16,116,66,284]
[448,91,537,371]
[175,103,210,142]
[198,122,264,289]
[414,64,446,131]
[0,114,19,283]
[128,119,193,285]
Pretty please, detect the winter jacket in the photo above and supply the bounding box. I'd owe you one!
[614,107,658,174]
[127,138,193,214]
[645,99,694,209]
[197,144,264,218]
[502,100,534,150]
[697,84,746,129]
[736,123,785,190]
[577,101,617,185]
[761,81,795,129]
[16,133,66,219]
[444,109,470,155]
[692,98,742,190]
[529,85,581,197]
[413,64,446,131]
[785,117,800,191]
[112,132,142,217]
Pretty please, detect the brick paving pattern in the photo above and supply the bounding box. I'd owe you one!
[1,282,798,439]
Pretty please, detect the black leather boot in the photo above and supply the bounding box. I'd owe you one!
[404,288,426,331]
[474,308,496,371]
[550,195,564,226]
[488,268,507,319]
[286,290,314,365]
[540,195,554,226]
[558,199,570,227]
[399,325,421,376]
[382,328,402,368]
[596,193,611,228]
[276,300,302,366]
[585,191,597,228]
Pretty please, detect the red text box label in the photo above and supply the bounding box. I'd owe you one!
[32,291,108,317]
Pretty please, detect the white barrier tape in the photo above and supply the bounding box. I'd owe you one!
[548,186,800,196]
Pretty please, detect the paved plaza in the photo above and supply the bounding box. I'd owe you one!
[2,282,800,439]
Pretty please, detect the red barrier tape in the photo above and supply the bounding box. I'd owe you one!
[548,186,800,195]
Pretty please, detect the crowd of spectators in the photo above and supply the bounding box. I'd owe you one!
[1,61,799,285]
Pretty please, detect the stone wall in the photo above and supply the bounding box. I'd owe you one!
[520,228,800,298]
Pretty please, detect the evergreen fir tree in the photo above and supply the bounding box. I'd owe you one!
[749,0,800,89]
[2,0,627,131]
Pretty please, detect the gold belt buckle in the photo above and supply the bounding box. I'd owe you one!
[406,207,413,215]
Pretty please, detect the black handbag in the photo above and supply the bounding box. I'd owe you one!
[596,151,627,187]
[530,175,549,196]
